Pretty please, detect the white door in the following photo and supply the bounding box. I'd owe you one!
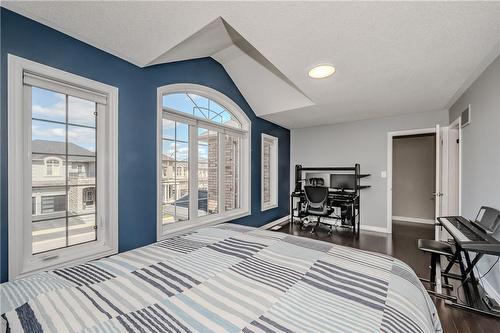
[435,124,442,233]
[434,124,442,291]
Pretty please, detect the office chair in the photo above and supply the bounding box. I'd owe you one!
[303,185,333,235]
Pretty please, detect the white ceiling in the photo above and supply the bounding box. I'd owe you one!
[3,1,500,129]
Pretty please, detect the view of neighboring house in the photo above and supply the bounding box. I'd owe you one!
[32,140,96,253]
[160,129,240,224]
[161,154,189,223]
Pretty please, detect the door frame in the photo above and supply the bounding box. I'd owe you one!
[448,116,462,216]
[386,127,447,234]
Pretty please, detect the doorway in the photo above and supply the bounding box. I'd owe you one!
[386,126,443,234]
[391,133,436,224]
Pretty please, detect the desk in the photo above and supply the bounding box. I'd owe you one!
[290,190,360,234]
[291,164,370,235]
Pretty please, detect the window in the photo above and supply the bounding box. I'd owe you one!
[163,92,241,128]
[82,187,95,206]
[45,158,61,176]
[161,119,190,223]
[8,55,118,280]
[158,84,250,237]
[224,134,241,211]
[261,134,278,210]
[198,128,218,217]
[41,195,67,214]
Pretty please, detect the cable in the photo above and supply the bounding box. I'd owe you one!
[478,257,499,279]
[456,256,499,304]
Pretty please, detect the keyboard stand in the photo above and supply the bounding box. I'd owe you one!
[435,219,500,318]
[443,247,499,318]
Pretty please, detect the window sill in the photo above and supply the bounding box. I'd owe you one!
[159,209,250,240]
[13,242,117,281]
[261,203,278,211]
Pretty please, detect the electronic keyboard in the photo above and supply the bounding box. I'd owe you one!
[438,216,500,255]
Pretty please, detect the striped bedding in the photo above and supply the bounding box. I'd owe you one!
[1,224,441,333]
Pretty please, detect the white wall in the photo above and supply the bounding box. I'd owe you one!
[291,109,449,231]
[449,54,500,298]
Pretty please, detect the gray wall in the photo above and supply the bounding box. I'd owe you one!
[291,109,449,230]
[449,54,500,297]
[393,135,436,221]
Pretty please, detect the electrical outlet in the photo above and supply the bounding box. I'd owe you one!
[381,171,387,178]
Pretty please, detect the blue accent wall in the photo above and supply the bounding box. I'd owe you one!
[0,8,290,282]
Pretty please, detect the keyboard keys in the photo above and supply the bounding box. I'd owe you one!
[441,217,485,242]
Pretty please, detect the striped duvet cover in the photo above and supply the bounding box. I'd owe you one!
[1,224,441,333]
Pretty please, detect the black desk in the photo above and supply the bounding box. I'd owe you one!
[291,164,370,235]
[290,190,360,234]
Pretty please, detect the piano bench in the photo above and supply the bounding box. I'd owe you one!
[418,239,456,300]
[417,239,454,257]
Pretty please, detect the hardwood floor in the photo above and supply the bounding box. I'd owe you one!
[272,220,500,333]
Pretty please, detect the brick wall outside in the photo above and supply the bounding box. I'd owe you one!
[224,135,240,210]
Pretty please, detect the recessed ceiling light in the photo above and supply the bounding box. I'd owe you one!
[308,64,336,79]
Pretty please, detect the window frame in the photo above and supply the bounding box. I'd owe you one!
[8,54,118,281]
[157,84,251,239]
[261,133,279,211]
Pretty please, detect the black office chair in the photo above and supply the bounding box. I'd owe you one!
[303,185,333,234]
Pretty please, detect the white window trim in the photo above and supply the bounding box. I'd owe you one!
[156,83,251,240]
[8,54,119,281]
[261,133,279,211]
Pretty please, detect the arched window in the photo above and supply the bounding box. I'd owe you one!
[157,84,250,237]
[163,93,242,129]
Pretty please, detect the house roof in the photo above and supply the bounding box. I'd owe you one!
[32,140,95,162]
[162,154,174,161]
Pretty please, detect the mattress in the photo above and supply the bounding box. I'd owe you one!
[1,224,441,332]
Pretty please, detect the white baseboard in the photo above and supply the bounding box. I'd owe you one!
[260,215,290,230]
[393,216,435,225]
[359,225,390,234]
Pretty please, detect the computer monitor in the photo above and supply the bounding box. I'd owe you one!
[475,206,500,234]
[330,174,356,191]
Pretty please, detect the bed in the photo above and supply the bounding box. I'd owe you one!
[1,224,441,332]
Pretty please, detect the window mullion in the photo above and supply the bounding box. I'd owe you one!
[189,125,198,219]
